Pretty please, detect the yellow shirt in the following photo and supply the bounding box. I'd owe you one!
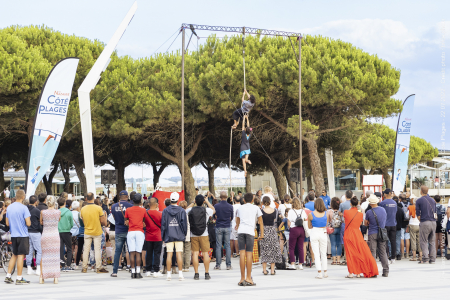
[80,204,103,236]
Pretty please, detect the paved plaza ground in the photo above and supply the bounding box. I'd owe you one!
[2,257,449,299]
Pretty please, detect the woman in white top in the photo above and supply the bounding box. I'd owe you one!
[287,198,307,270]
[279,195,292,220]
[407,195,422,261]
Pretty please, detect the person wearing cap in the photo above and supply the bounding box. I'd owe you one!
[378,189,397,264]
[124,193,146,278]
[364,194,389,277]
[161,192,187,281]
[110,190,133,277]
[407,194,422,261]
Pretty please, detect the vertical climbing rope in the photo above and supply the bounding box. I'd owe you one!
[242,27,246,91]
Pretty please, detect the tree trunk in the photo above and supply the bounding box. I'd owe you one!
[283,161,297,197]
[60,161,71,193]
[305,138,325,193]
[200,162,218,195]
[74,162,87,197]
[151,162,168,190]
[245,174,252,193]
[178,161,196,204]
[266,158,287,197]
[42,164,58,195]
[380,168,391,189]
[307,176,312,192]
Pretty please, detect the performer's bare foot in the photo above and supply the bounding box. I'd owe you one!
[244,171,247,177]
[232,125,237,129]
[247,160,252,165]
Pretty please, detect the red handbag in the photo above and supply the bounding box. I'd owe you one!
[326,225,334,234]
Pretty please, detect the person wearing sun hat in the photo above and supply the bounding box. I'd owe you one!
[364,193,389,277]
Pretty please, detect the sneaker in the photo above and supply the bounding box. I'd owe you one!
[298,264,303,270]
[61,267,67,272]
[96,268,109,273]
[166,273,171,281]
[118,266,123,271]
[136,273,143,279]
[153,271,163,278]
[226,266,232,270]
[179,274,185,281]
[110,273,117,277]
[142,267,146,273]
[125,266,130,271]
[396,254,401,261]
[382,273,389,277]
[315,274,323,279]
[146,272,152,277]
[214,265,221,270]
[205,273,211,280]
[391,259,395,264]
[4,277,14,284]
[27,267,35,275]
[131,273,136,279]
[194,273,199,280]
[429,261,435,264]
[16,278,30,285]
[73,265,79,270]
[287,264,296,270]
[182,269,189,272]
[66,267,74,272]
[82,268,87,273]
[323,272,328,278]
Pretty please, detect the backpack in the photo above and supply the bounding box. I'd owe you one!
[436,204,446,225]
[330,210,342,228]
[188,207,207,236]
[294,209,303,227]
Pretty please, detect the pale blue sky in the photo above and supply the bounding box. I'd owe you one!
[1,0,449,180]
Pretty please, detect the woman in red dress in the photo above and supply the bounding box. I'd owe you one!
[343,197,378,278]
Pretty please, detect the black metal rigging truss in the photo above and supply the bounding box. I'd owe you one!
[182,23,302,38]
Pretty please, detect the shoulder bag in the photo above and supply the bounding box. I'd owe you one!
[372,209,388,242]
[147,210,161,229]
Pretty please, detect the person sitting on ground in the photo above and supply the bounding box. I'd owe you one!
[235,193,264,286]
[232,89,255,129]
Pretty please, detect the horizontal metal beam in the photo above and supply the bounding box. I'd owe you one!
[182,23,302,38]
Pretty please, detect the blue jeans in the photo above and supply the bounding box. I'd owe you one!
[113,233,128,273]
[26,232,42,266]
[329,227,342,257]
[215,227,231,267]
[396,230,401,255]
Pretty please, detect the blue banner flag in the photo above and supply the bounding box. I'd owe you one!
[392,94,415,194]
[25,58,80,198]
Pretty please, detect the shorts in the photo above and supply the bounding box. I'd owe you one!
[284,231,290,241]
[304,237,310,242]
[191,236,210,252]
[166,241,183,252]
[436,222,443,233]
[127,231,145,252]
[232,108,244,121]
[72,236,78,246]
[230,229,238,240]
[238,233,254,252]
[240,150,251,159]
[11,237,29,256]
[401,228,410,240]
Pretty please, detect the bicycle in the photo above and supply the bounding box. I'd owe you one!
[0,232,15,275]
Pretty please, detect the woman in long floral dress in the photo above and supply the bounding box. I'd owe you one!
[40,196,61,284]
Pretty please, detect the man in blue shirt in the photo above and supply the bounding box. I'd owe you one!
[415,186,437,264]
[214,191,234,270]
[111,190,133,277]
[321,190,331,209]
[304,193,315,211]
[4,190,31,285]
[364,194,389,277]
[378,189,397,263]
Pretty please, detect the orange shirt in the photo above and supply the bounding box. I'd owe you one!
[408,205,416,218]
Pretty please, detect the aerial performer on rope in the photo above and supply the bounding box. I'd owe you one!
[231,90,255,130]
[240,114,252,177]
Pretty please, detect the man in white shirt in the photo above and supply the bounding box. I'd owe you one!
[261,186,276,209]
[4,188,10,199]
[235,193,263,286]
